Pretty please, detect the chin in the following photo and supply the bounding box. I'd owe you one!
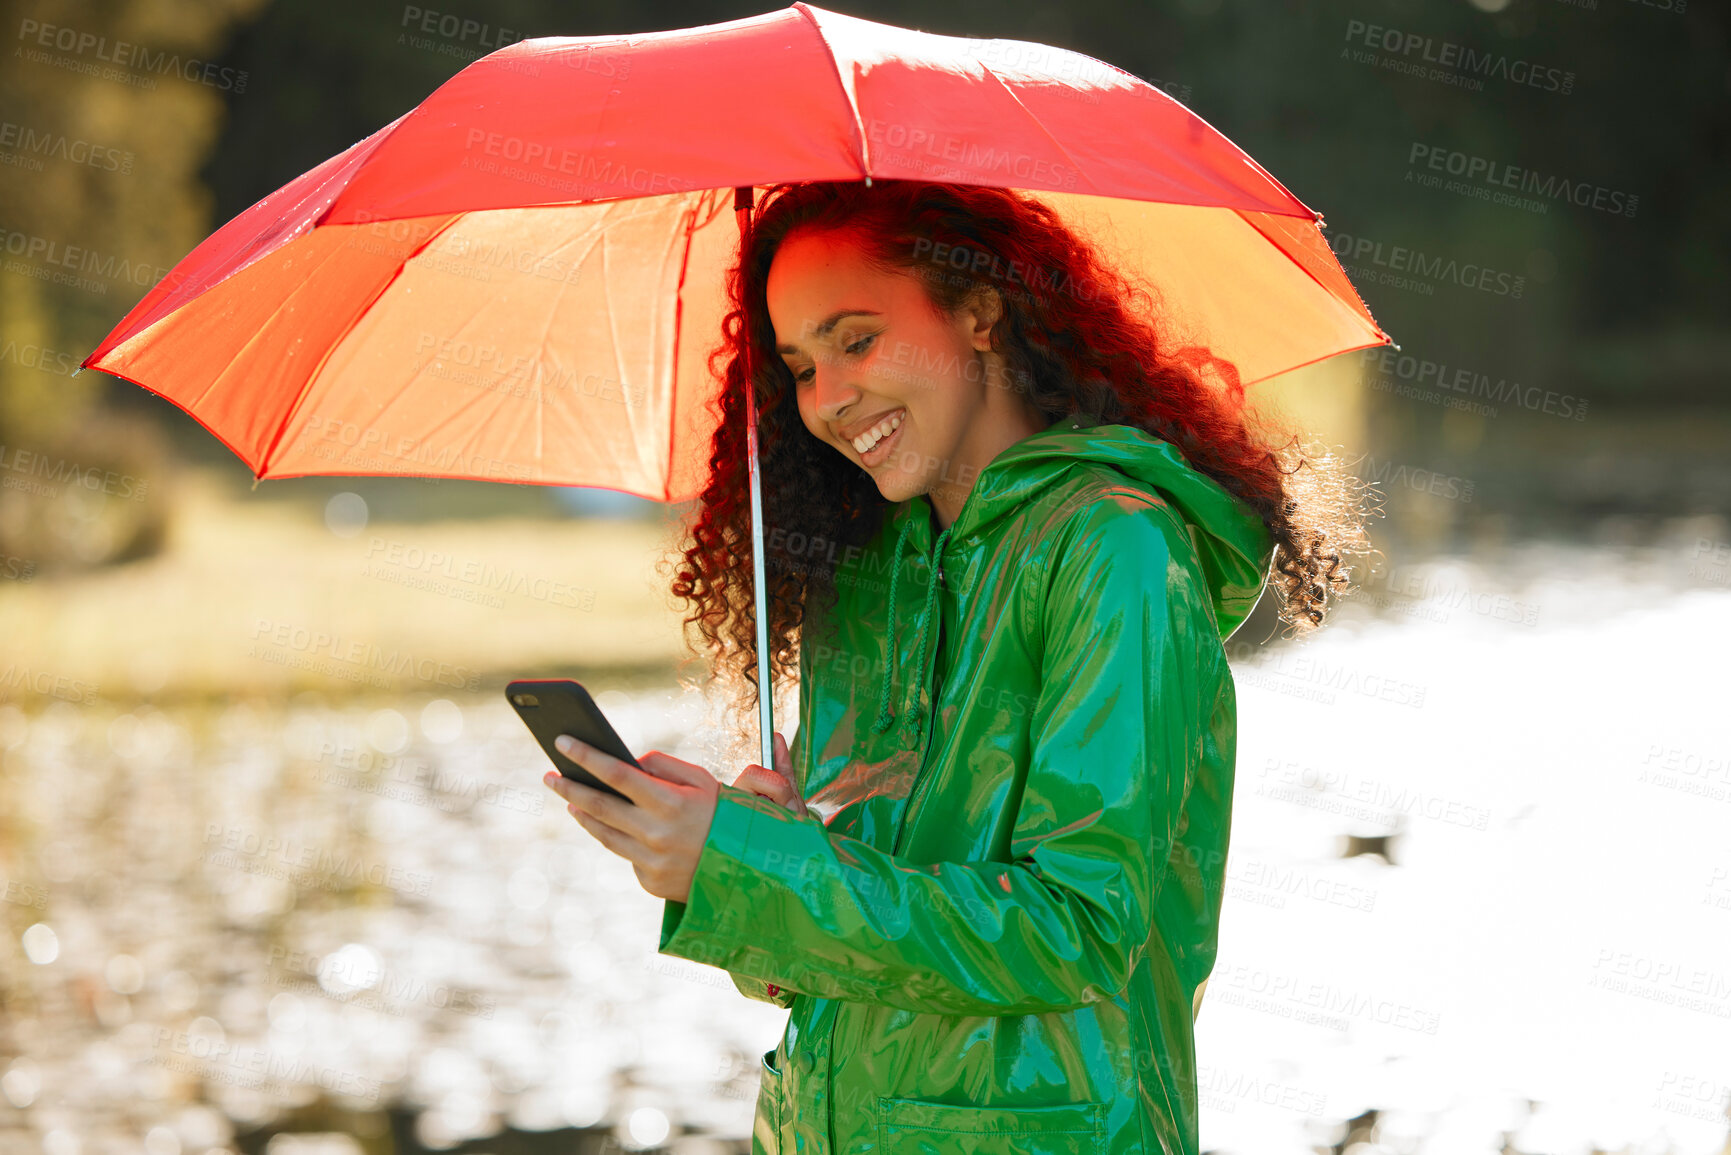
[869,465,922,505]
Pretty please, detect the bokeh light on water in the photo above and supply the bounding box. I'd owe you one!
[1,536,1727,1152]
[0,681,781,1152]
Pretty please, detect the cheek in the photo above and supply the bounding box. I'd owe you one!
[795,396,825,441]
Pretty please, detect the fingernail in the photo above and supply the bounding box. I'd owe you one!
[555,735,574,754]
[544,771,558,786]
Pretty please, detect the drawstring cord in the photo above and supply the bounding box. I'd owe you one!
[872,511,951,746]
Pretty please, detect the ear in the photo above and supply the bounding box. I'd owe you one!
[962,285,1003,352]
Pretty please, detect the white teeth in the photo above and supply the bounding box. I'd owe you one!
[851,411,904,455]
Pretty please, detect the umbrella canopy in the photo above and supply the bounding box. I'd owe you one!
[81,1,1388,503]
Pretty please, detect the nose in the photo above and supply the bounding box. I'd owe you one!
[810,359,861,428]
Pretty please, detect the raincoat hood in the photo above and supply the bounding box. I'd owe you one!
[949,418,1274,630]
[869,416,1274,740]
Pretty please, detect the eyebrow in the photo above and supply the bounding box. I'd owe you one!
[775,309,881,356]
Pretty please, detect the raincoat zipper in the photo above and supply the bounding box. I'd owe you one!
[890,546,946,858]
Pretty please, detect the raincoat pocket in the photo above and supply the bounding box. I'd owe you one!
[875,1096,1106,1155]
[752,1047,785,1155]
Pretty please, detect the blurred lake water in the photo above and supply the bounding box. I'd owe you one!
[1,535,1728,1155]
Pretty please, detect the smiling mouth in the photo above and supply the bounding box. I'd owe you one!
[853,410,906,467]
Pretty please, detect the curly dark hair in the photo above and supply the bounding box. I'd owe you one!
[664,179,1373,716]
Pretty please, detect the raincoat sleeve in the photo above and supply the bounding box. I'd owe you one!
[658,501,1207,1016]
[660,905,795,1006]
[658,727,818,1010]
[722,963,798,1007]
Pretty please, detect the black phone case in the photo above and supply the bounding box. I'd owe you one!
[506,679,640,804]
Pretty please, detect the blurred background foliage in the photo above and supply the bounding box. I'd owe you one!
[0,0,1726,575]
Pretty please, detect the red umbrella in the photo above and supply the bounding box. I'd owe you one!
[78,2,1390,764]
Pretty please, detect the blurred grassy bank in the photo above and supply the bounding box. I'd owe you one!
[0,468,694,707]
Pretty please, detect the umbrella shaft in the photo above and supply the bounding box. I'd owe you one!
[737,186,776,772]
[746,366,775,771]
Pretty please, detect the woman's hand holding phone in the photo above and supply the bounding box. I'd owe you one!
[542,736,720,905]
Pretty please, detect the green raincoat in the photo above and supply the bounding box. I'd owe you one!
[659,419,1275,1154]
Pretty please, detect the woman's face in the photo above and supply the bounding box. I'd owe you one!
[766,227,1041,523]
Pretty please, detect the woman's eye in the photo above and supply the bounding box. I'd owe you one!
[788,334,874,386]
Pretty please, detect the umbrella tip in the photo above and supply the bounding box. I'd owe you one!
[865,175,872,188]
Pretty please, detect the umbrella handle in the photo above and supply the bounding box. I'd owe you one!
[735,187,777,774]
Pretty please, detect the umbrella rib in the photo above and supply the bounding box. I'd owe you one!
[521,213,607,477]
[1227,208,1393,352]
[794,3,871,178]
[975,63,1100,196]
[255,213,464,478]
[1057,54,1318,220]
[666,194,700,503]
[525,247,566,475]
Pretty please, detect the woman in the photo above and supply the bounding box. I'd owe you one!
[542,180,1369,1155]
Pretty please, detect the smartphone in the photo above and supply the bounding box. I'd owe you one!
[506,678,639,804]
